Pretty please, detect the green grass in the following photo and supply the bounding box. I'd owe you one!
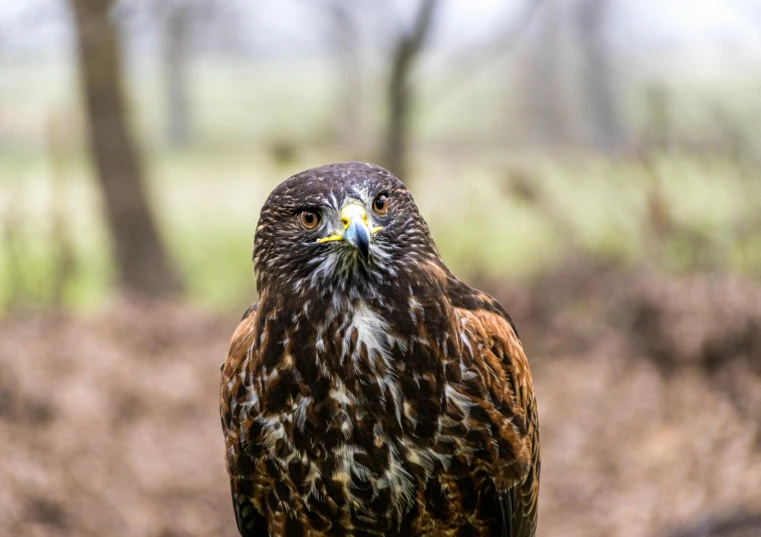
[3,144,761,314]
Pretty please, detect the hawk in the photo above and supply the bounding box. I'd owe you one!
[220,162,539,537]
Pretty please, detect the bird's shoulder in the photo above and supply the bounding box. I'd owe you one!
[445,277,540,537]
[221,302,259,392]
[446,278,532,398]
[220,302,268,537]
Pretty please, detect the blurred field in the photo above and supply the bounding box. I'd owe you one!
[4,143,761,312]
[3,57,761,311]
[3,2,761,536]
[4,67,761,537]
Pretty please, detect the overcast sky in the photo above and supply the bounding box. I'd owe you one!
[1,0,760,76]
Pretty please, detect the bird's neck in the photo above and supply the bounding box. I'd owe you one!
[253,268,453,379]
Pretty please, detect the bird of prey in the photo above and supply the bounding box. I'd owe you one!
[220,162,539,537]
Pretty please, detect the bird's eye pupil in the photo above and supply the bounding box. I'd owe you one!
[373,195,388,214]
[300,210,320,229]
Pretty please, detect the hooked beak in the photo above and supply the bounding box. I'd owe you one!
[316,203,382,262]
[343,212,371,261]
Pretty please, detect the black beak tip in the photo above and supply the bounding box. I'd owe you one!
[356,234,370,262]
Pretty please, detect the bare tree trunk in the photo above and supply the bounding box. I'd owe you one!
[381,0,439,182]
[164,1,192,147]
[329,0,363,152]
[576,0,627,152]
[523,0,571,147]
[424,0,543,116]
[69,0,181,297]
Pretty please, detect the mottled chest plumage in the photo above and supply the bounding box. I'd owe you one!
[221,295,531,537]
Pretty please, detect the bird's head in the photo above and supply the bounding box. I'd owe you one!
[253,162,440,298]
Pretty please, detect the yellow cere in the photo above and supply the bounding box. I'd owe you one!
[316,203,383,243]
[339,203,367,229]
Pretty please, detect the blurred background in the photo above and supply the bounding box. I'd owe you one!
[1,0,761,535]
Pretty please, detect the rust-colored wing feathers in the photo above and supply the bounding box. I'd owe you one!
[220,304,265,537]
[456,298,539,537]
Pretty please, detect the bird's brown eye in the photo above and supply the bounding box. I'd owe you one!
[373,194,388,215]
[299,210,321,229]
